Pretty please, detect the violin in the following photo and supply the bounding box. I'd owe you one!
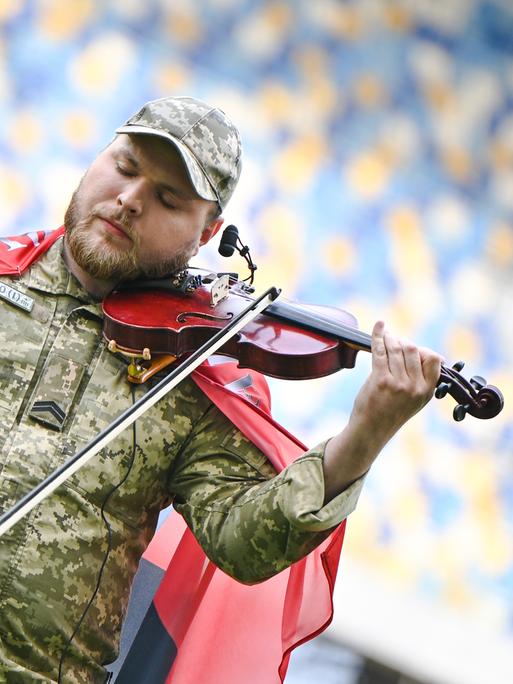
[103,269,504,422]
[0,268,504,537]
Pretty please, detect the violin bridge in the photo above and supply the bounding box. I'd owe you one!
[210,274,230,306]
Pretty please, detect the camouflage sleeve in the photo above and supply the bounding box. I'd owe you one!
[169,403,364,584]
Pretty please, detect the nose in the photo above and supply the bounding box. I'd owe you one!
[117,179,146,215]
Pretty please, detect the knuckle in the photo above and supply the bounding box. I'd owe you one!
[404,341,418,355]
[375,375,392,392]
[387,337,401,352]
[383,377,408,395]
[397,381,412,397]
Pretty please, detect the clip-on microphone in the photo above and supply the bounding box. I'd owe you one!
[218,225,257,286]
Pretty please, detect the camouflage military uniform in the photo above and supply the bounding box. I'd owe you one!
[0,237,363,683]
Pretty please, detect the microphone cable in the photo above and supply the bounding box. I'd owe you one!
[58,385,139,683]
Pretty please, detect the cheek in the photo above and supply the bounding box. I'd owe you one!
[80,168,121,206]
[151,213,201,247]
[138,227,199,265]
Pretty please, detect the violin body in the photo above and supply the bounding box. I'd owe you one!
[103,278,360,380]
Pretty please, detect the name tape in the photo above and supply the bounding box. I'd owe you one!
[0,281,34,312]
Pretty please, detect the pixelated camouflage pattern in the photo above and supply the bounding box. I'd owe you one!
[0,238,361,682]
[117,96,242,210]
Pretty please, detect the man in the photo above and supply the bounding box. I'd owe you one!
[0,96,442,682]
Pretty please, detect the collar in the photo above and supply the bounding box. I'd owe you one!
[26,236,98,305]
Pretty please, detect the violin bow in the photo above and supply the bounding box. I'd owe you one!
[0,287,280,538]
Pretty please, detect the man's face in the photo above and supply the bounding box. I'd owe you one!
[64,134,221,282]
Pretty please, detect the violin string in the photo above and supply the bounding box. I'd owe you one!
[266,300,372,349]
[271,302,370,346]
[271,303,455,386]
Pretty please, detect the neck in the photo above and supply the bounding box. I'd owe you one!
[62,237,118,301]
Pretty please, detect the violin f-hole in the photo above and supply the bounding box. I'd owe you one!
[176,311,234,323]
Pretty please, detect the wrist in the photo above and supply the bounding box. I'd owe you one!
[322,420,383,503]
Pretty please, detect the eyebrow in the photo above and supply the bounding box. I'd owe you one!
[115,141,197,202]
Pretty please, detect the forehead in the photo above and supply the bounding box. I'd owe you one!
[109,133,199,196]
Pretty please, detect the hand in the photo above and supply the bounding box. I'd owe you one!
[322,321,443,502]
[350,320,443,444]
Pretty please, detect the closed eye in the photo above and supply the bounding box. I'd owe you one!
[157,191,177,209]
[116,162,137,177]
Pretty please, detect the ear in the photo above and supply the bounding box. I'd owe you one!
[199,217,224,246]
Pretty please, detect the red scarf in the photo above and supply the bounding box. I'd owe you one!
[0,229,346,682]
[0,227,65,274]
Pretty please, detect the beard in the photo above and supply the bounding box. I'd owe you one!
[64,188,194,283]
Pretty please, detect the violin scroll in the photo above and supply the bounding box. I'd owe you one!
[435,361,504,421]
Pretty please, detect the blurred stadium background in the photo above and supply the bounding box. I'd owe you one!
[1,1,512,682]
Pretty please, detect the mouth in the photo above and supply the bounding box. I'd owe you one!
[98,216,132,241]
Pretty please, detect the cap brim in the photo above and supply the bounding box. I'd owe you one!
[115,124,219,206]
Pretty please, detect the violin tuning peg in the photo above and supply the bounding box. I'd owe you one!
[453,404,468,422]
[435,382,451,399]
[470,375,486,391]
[452,360,465,372]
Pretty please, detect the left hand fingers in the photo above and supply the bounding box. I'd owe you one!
[384,333,443,390]
[383,331,415,380]
[419,346,444,390]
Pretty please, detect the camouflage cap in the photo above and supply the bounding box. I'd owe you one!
[116,96,242,210]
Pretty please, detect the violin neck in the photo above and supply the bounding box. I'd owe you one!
[264,300,372,352]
